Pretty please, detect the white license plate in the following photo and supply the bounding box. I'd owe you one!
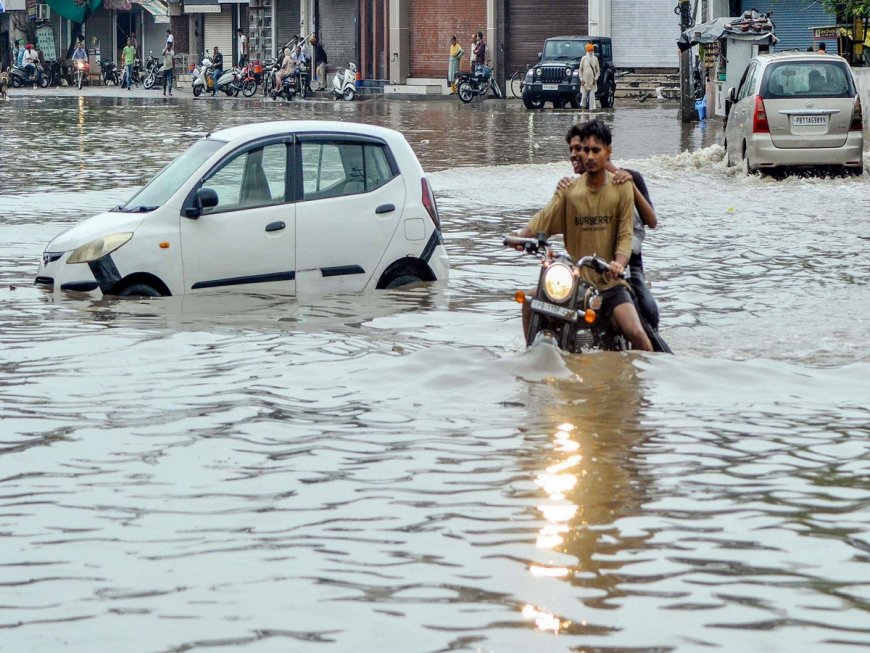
[542,84,559,91]
[792,115,828,126]
[531,298,577,321]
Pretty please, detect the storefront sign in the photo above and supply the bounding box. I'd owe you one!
[813,26,838,39]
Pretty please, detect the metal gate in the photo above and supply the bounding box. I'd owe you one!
[204,6,234,64]
[610,0,678,69]
[504,0,588,78]
[408,0,485,79]
[740,0,834,53]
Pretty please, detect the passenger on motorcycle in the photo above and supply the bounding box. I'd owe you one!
[22,44,40,85]
[512,119,653,351]
[555,144,660,329]
[274,48,295,92]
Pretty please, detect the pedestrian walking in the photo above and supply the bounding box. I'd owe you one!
[237,29,248,67]
[579,42,599,110]
[311,35,328,91]
[162,42,174,96]
[165,28,173,49]
[121,38,136,89]
[473,31,486,70]
[448,36,463,89]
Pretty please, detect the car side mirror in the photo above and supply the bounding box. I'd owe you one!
[537,52,542,61]
[728,86,737,103]
[185,187,218,219]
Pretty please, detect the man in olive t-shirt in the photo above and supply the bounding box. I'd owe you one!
[514,119,652,351]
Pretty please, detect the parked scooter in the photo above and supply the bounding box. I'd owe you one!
[9,62,49,88]
[214,66,243,96]
[100,59,120,86]
[191,56,214,97]
[332,62,357,101]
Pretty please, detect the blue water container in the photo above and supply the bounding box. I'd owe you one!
[695,97,707,121]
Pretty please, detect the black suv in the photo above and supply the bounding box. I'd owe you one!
[522,36,616,110]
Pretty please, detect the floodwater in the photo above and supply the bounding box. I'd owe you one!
[1,94,869,653]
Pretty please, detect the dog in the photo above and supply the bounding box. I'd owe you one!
[0,69,8,99]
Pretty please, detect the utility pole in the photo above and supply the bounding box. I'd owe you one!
[678,0,696,122]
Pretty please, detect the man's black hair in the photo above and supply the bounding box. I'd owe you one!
[565,123,583,143]
[577,119,612,146]
[477,31,483,38]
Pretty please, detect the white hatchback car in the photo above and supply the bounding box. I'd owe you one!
[724,52,863,174]
[35,121,449,297]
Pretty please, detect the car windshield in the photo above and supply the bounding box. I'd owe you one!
[543,40,587,60]
[761,60,855,100]
[117,138,226,212]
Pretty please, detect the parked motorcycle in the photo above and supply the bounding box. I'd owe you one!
[121,58,142,88]
[142,52,163,89]
[456,65,503,103]
[240,61,258,97]
[72,59,90,89]
[9,62,49,88]
[100,59,120,86]
[332,62,357,101]
[262,57,278,97]
[503,233,670,353]
[43,59,62,87]
[191,56,214,97]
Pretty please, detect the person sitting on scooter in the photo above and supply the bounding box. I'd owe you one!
[22,44,40,85]
[274,48,294,93]
[210,46,223,96]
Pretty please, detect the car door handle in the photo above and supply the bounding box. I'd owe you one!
[265,221,285,232]
[375,204,395,214]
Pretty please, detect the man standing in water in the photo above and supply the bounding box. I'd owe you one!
[512,119,653,351]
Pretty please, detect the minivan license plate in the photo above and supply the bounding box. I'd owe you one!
[792,115,827,126]
[542,84,559,91]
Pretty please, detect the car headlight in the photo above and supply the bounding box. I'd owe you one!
[67,232,133,264]
[535,68,542,78]
[543,263,575,304]
[564,67,572,78]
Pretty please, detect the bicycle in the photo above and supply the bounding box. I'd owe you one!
[509,69,527,98]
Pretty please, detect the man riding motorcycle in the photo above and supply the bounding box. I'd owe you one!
[511,119,653,351]
[22,44,41,86]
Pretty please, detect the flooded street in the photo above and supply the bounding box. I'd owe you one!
[1,95,868,652]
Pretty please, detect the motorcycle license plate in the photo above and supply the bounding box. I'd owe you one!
[531,299,577,322]
[542,84,559,91]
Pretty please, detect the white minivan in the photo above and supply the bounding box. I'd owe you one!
[35,121,449,297]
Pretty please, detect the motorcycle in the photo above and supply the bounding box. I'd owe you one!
[456,65,503,103]
[214,66,243,96]
[72,59,90,89]
[504,233,671,353]
[240,61,258,97]
[142,52,163,90]
[121,58,142,88]
[271,71,298,102]
[332,62,357,101]
[191,57,214,97]
[262,57,278,97]
[100,59,120,86]
[9,62,49,88]
[43,59,62,87]
[292,62,310,99]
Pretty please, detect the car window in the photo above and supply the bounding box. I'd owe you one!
[203,143,288,213]
[738,62,756,101]
[761,60,855,99]
[543,40,585,60]
[301,141,396,200]
[601,43,610,58]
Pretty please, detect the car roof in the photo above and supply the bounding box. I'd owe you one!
[547,35,610,42]
[208,120,404,145]
[754,51,850,65]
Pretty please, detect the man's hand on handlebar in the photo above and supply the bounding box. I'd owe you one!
[607,259,625,280]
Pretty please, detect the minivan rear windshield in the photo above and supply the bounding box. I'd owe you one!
[117,138,226,212]
[761,60,856,100]
[543,40,587,60]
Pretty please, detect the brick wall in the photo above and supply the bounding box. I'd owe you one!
[319,0,355,73]
[408,0,486,79]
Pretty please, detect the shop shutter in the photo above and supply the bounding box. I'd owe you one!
[504,0,589,77]
[408,0,485,79]
[319,0,355,75]
[740,0,834,53]
[610,0,678,69]
[204,6,234,64]
[274,0,300,55]
[86,8,115,60]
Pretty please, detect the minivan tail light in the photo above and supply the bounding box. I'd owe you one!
[850,97,863,131]
[421,178,441,230]
[752,95,769,133]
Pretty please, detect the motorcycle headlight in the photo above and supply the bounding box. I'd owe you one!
[67,232,133,264]
[543,263,575,304]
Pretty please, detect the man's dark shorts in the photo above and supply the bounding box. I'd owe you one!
[599,285,633,320]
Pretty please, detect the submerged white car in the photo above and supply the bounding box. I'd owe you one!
[35,121,449,297]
